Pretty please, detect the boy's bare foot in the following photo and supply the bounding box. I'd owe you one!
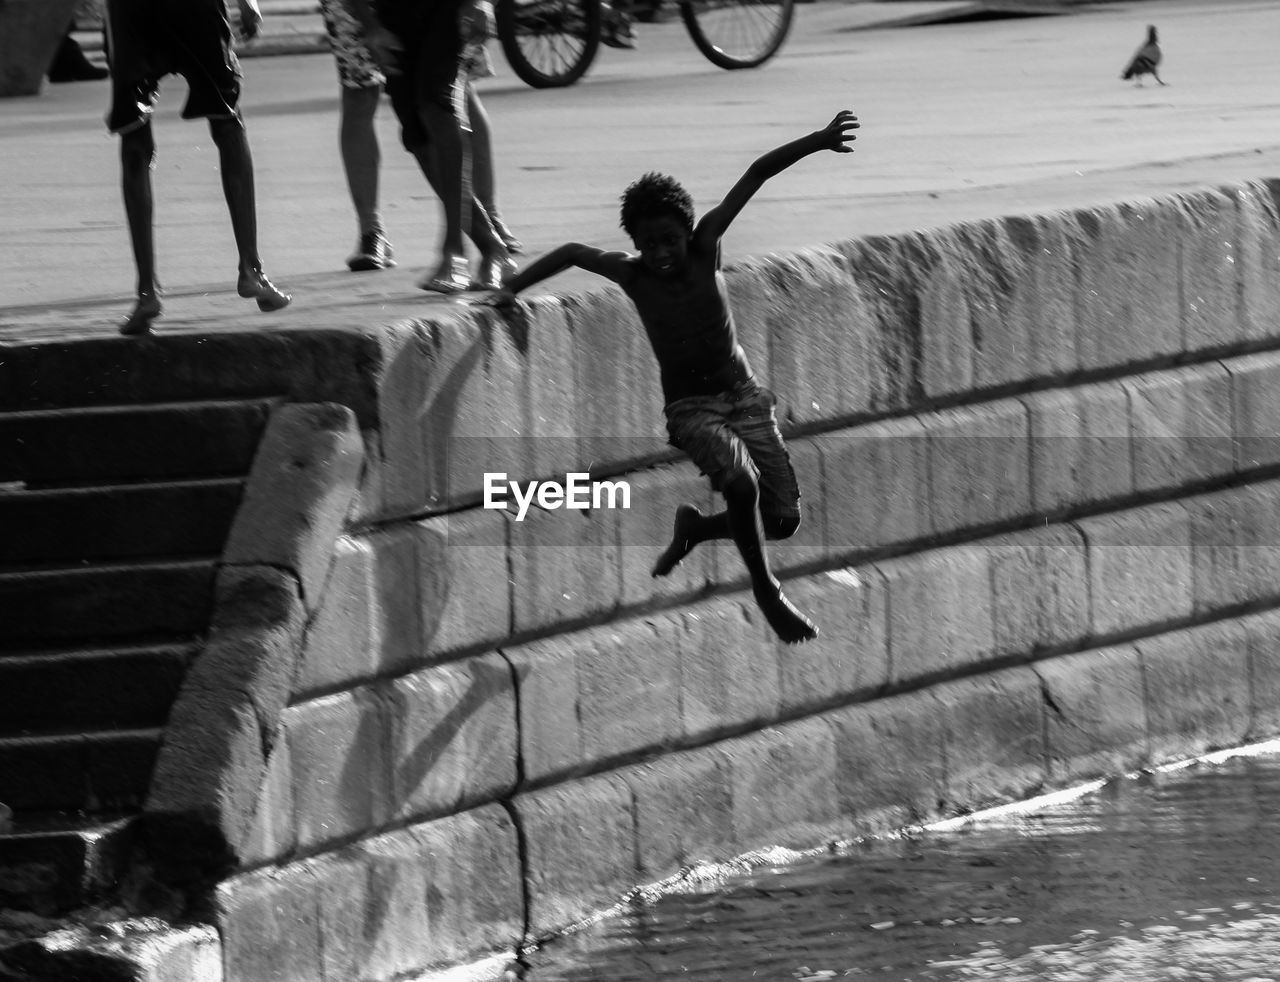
[754,582,819,644]
[120,293,162,336]
[651,504,703,577]
[237,269,291,311]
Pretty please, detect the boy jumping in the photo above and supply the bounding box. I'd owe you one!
[105,0,291,335]
[482,111,859,643]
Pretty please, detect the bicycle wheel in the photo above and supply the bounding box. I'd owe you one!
[680,0,794,70]
[495,0,603,88]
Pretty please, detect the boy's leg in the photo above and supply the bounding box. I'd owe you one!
[119,125,162,335]
[207,115,290,311]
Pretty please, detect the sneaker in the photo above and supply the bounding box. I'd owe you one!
[347,230,396,271]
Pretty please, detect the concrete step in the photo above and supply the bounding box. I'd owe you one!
[0,478,243,566]
[0,398,273,488]
[0,730,161,814]
[0,814,135,915]
[0,558,216,651]
[0,642,196,738]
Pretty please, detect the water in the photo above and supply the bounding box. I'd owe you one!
[523,745,1280,981]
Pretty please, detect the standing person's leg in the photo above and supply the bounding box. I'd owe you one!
[466,83,521,254]
[118,125,162,334]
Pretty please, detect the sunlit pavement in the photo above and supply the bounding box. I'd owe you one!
[2,0,1279,329]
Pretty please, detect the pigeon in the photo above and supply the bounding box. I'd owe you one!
[1122,25,1165,86]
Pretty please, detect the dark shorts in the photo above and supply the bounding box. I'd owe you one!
[378,0,465,152]
[104,0,242,134]
[665,380,802,522]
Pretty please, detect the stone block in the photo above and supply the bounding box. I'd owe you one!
[0,0,79,97]
[878,543,994,684]
[313,837,430,982]
[1226,350,1280,472]
[217,862,322,982]
[1178,187,1246,350]
[407,804,525,967]
[818,415,930,555]
[295,536,377,697]
[1188,481,1280,614]
[283,688,390,851]
[989,214,1079,384]
[416,508,511,664]
[986,524,1090,658]
[516,773,637,938]
[680,597,778,739]
[1137,619,1252,763]
[503,636,580,786]
[1235,180,1280,343]
[826,691,948,833]
[1125,363,1233,494]
[223,403,364,611]
[1026,380,1132,515]
[616,461,718,608]
[508,496,621,633]
[239,739,296,868]
[926,398,1030,535]
[934,666,1046,811]
[623,746,736,878]
[1072,199,1182,371]
[1076,501,1193,638]
[1035,644,1148,783]
[1242,608,1280,738]
[569,289,667,469]
[774,566,889,715]
[723,717,843,851]
[385,653,518,822]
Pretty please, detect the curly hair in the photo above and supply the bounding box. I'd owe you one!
[619,172,695,236]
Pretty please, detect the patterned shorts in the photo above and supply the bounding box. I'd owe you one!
[319,0,385,89]
[664,380,801,521]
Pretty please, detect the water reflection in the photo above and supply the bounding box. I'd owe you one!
[526,751,1280,981]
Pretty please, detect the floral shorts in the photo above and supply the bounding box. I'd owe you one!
[319,0,386,89]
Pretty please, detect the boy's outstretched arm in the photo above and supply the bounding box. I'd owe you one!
[694,110,859,249]
[479,243,631,306]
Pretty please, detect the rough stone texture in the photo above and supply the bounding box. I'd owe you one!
[986,524,1090,658]
[1073,199,1182,371]
[1226,349,1280,472]
[516,772,638,939]
[774,566,889,715]
[878,544,994,684]
[1025,379,1133,515]
[146,565,305,868]
[223,403,364,611]
[217,862,322,982]
[1137,618,1253,763]
[283,688,390,852]
[1125,363,1234,494]
[239,739,296,868]
[819,415,930,556]
[502,636,580,787]
[1035,644,1148,784]
[1244,608,1280,738]
[679,596,778,740]
[508,496,622,633]
[295,535,377,697]
[826,691,948,834]
[934,667,1046,811]
[1076,501,1194,638]
[722,718,844,851]
[783,438,827,568]
[1188,481,1280,614]
[415,508,510,666]
[1,921,223,982]
[623,747,736,878]
[925,398,1030,535]
[1179,187,1246,351]
[616,461,718,607]
[1235,180,1280,343]
[385,652,518,822]
[0,0,79,96]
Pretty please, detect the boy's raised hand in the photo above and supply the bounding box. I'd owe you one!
[817,110,859,153]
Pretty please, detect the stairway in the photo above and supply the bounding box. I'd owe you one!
[0,398,274,915]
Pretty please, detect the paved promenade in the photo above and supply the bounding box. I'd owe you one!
[2,0,1278,341]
